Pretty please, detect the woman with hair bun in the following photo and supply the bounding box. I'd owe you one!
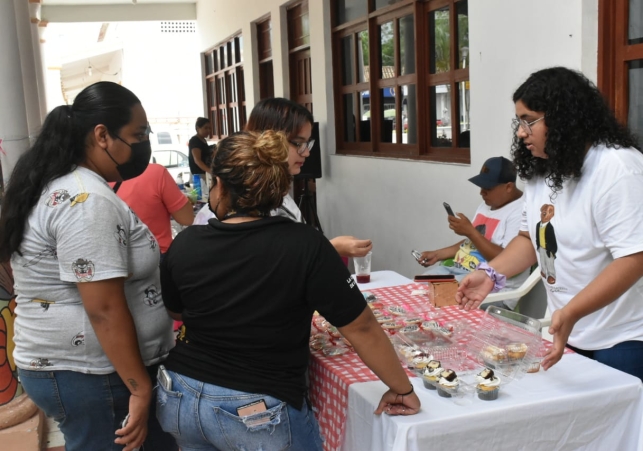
[0,81,177,450]
[157,130,420,451]
[457,67,643,380]
[195,98,373,258]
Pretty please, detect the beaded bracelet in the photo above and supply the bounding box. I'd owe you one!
[477,262,506,293]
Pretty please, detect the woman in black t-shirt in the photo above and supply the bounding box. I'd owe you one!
[188,117,212,175]
[158,130,421,451]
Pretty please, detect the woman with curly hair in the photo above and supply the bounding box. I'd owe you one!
[156,130,420,451]
[456,67,643,380]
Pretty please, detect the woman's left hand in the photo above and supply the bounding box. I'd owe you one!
[114,392,151,451]
[374,389,421,416]
[330,236,373,258]
[541,308,576,371]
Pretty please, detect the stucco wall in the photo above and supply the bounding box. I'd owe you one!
[196,0,598,279]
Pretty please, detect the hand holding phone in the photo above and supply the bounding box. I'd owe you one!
[411,250,423,262]
[119,414,141,451]
[443,202,455,217]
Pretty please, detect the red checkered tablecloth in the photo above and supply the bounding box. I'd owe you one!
[308,283,566,451]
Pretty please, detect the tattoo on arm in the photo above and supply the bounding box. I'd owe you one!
[128,378,139,391]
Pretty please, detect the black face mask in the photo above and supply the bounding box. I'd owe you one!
[105,135,152,180]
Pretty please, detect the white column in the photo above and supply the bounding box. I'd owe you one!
[0,0,32,185]
[14,0,46,130]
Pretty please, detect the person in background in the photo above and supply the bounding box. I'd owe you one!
[456,67,643,380]
[417,157,528,309]
[157,130,420,451]
[0,82,177,450]
[188,117,212,175]
[194,98,372,258]
[111,163,194,260]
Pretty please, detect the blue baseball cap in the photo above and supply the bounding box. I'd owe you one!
[468,157,516,189]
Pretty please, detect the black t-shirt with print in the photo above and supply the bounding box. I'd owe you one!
[187,135,212,175]
[160,216,366,409]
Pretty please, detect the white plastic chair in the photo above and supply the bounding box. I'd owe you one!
[479,266,552,339]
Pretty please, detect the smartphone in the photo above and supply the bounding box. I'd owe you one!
[414,274,456,281]
[411,250,423,262]
[120,414,141,451]
[443,202,455,217]
[157,365,172,391]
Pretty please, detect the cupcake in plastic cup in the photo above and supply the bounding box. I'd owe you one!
[476,368,501,401]
[436,369,459,398]
[421,360,443,390]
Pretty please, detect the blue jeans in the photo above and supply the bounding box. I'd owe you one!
[568,340,643,381]
[18,364,178,451]
[156,370,324,451]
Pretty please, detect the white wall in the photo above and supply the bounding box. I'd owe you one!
[195,0,598,279]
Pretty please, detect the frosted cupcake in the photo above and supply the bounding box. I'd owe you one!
[421,360,443,390]
[436,369,459,398]
[476,368,501,400]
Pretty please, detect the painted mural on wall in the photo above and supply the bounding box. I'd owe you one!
[0,261,20,406]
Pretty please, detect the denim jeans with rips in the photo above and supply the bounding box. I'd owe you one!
[18,363,178,451]
[156,370,324,451]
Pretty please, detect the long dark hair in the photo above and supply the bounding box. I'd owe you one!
[0,82,141,261]
[511,67,639,194]
[246,98,314,138]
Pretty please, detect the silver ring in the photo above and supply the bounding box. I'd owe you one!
[402,407,406,413]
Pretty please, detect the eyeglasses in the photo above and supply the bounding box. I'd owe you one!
[289,139,315,155]
[513,116,544,135]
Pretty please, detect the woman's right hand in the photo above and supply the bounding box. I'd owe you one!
[330,236,373,258]
[456,270,494,310]
[114,392,151,451]
[374,388,421,416]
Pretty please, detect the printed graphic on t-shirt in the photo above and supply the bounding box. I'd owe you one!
[70,331,85,346]
[46,189,71,207]
[146,231,157,251]
[144,285,161,306]
[30,299,55,311]
[29,358,53,368]
[453,215,500,271]
[114,225,128,247]
[69,192,89,207]
[535,204,558,285]
[72,258,95,282]
[24,245,57,267]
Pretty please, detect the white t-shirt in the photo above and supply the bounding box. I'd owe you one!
[453,196,529,297]
[12,167,174,373]
[520,144,643,350]
[192,193,304,225]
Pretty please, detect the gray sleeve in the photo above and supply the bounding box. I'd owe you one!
[52,192,131,283]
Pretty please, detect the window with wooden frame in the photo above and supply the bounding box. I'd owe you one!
[257,17,275,100]
[332,0,469,162]
[203,34,247,140]
[288,1,313,112]
[599,0,643,140]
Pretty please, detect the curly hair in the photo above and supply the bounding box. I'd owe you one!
[511,67,639,194]
[211,130,291,216]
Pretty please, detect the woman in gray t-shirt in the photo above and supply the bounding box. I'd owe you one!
[0,82,176,451]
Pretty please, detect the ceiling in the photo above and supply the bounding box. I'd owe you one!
[42,0,195,4]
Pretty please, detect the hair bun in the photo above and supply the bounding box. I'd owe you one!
[252,130,289,166]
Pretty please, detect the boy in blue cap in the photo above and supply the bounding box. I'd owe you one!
[417,157,528,309]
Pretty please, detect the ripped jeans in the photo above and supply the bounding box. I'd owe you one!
[156,370,324,451]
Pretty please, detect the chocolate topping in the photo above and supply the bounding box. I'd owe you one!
[479,368,494,379]
[440,369,457,381]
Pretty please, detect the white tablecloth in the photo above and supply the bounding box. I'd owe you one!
[351,270,413,289]
[340,353,643,451]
